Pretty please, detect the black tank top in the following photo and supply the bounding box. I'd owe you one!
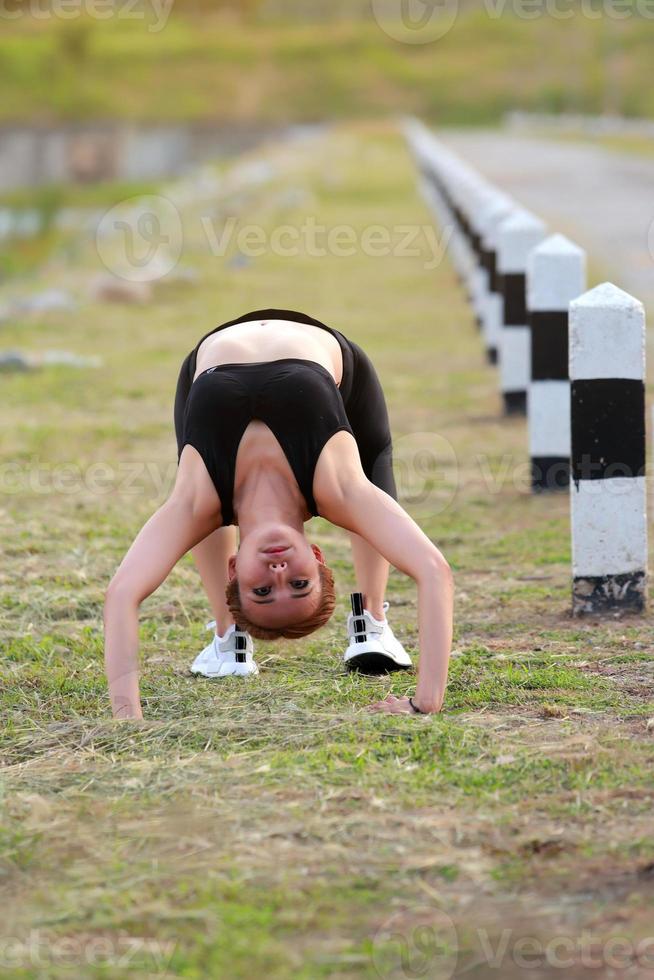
[180,356,354,525]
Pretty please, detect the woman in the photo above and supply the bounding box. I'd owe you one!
[104,310,454,719]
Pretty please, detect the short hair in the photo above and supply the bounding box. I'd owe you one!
[225,563,336,640]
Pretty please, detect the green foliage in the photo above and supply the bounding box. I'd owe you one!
[0,11,652,123]
[55,19,95,65]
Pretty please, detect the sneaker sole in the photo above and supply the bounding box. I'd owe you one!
[344,652,412,675]
[190,666,259,678]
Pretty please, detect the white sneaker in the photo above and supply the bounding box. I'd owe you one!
[344,599,413,674]
[190,621,259,678]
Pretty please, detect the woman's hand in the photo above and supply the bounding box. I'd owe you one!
[366,694,438,715]
[104,478,219,719]
[320,468,454,718]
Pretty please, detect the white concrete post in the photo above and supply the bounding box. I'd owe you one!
[527,234,586,491]
[478,195,514,366]
[496,209,547,415]
[570,282,648,615]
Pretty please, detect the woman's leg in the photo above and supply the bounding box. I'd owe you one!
[349,531,389,621]
[191,526,238,635]
[342,341,397,621]
[345,527,410,671]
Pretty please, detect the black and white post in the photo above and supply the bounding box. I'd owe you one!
[478,195,514,366]
[527,234,586,491]
[496,209,547,415]
[570,282,648,616]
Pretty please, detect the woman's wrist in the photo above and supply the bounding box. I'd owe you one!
[411,691,442,714]
[110,693,143,720]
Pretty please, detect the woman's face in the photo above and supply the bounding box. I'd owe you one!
[229,524,325,628]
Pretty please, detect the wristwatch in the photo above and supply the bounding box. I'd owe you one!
[408,696,428,715]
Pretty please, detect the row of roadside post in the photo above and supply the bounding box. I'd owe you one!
[404,118,649,617]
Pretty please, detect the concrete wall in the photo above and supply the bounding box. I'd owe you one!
[0,123,286,192]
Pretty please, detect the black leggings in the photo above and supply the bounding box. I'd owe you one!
[174,315,397,504]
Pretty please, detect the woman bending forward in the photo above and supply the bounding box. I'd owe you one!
[103,309,454,719]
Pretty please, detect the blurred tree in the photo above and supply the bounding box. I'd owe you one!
[55,21,94,66]
[171,0,365,19]
[173,0,264,18]
[600,17,628,116]
[33,186,64,234]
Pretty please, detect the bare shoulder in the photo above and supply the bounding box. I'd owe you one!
[176,444,222,525]
[313,430,367,522]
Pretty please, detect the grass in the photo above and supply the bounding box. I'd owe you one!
[0,181,165,279]
[1,121,654,977]
[2,10,654,124]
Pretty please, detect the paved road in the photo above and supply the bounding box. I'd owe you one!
[441,129,654,316]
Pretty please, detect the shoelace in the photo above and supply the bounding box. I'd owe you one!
[206,620,249,664]
[348,601,390,640]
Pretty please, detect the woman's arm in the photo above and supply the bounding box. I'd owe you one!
[316,434,454,714]
[104,449,219,719]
